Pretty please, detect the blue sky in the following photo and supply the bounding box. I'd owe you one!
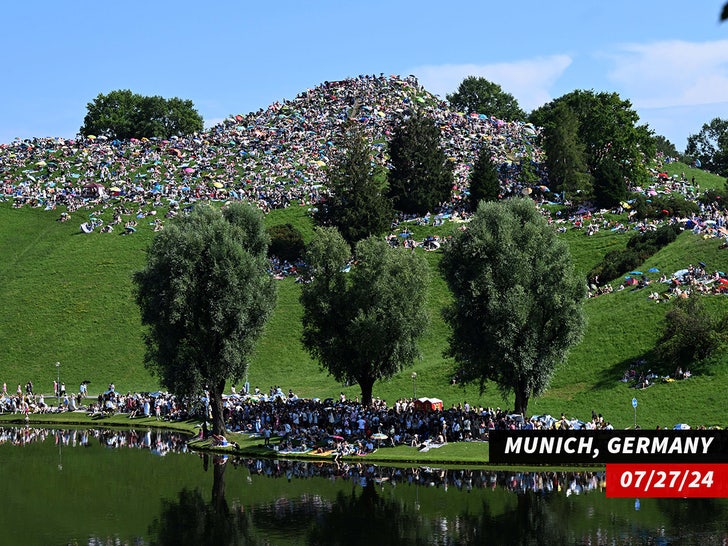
[3,1,728,151]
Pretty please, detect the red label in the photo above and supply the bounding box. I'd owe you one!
[606,464,728,498]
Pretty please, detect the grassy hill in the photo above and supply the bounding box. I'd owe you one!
[1,180,727,429]
[1,73,726,429]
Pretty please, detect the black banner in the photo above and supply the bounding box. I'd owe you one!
[489,430,728,464]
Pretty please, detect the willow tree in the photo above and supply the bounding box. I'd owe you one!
[300,227,429,405]
[133,203,276,435]
[441,198,586,415]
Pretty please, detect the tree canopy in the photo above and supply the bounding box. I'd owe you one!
[387,112,454,215]
[300,227,429,405]
[530,90,654,198]
[446,76,526,121]
[685,117,728,177]
[440,198,586,416]
[133,203,276,435]
[314,125,394,246]
[468,146,501,209]
[80,90,203,140]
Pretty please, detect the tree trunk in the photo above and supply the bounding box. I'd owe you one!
[209,379,227,436]
[514,379,530,417]
[212,460,228,516]
[358,376,375,407]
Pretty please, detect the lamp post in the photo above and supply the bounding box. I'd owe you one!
[55,361,61,407]
[411,372,417,399]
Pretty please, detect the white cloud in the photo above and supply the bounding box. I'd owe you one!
[410,56,573,111]
[606,39,728,108]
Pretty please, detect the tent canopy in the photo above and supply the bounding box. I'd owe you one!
[414,397,443,412]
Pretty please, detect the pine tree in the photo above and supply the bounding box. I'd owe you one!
[387,112,454,215]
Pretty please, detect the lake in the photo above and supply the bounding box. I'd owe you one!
[1,426,727,545]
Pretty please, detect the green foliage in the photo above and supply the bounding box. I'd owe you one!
[587,224,680,283]
[539,102,592,201]
[630,193,699,219]
[468,146,501,209]
[300,228,429,405]
[655,296,728,373]
[654,134,680,158]
[699,185,727,210]
[593,158,626,208]
[267,223,305,262]
[440,198,586,415]
[80,90,203,139]
[685,117,728,177]
[314,125,394,246]
[531,90,654,193]
[446,76,526,120]
[133,203,277,434]
[387,112,454,215]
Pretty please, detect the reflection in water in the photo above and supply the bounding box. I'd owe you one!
[2,427,727,545]
[0,425,191,454]
[148,459,259,546]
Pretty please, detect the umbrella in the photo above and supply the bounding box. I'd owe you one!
[629,271,643,275]
[212,181,224,189]
[371,433,388,440]
[648,267,660,273]
[673,424,691,430]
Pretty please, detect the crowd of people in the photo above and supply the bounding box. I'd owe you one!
[0,74,542,234]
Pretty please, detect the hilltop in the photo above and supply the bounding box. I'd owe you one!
[1,75,727,429]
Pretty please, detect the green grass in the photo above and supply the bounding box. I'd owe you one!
[2,170,728,430]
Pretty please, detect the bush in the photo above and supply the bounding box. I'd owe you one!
[588,224,681,283]
[267,224,305,262]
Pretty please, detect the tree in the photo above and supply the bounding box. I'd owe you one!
[80,90,203,140]
[133,203,277,435]
[314,125,394,246]
[267,223,305,263]
[447,76,526,120]
[592,157,627,208]
[440,198,586,415]
[468,146,501,210]
[387,112,454,215]
[539,102,591,201]
[685,118,728,176]
[653,134,679,159]
[530,90,654,193]
[300,228,429,405]
[655,295,727,373]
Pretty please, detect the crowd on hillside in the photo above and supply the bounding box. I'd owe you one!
[0,74,542,232]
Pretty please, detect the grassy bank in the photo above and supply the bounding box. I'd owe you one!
[1,162,727,429]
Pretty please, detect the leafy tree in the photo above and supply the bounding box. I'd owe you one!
[133,203,276,435]
[468,146,501,209]
[300,228,429,405]
[530,90,654,192]
[685,118,728,176]
[80,90,203,140]
[654,134,679,159]
[539,102,591,201]
[387,112,454,215]
[592,157,626,208]
[655,295,728,372]
[440,198,586,415]
[314,125,394,246]
[447,76,526,120]
[267,223,305,262]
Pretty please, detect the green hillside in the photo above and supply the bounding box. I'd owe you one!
[1,74,727,429]
[1,185,727,429]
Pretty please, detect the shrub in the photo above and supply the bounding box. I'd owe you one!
[267,224,305,262]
